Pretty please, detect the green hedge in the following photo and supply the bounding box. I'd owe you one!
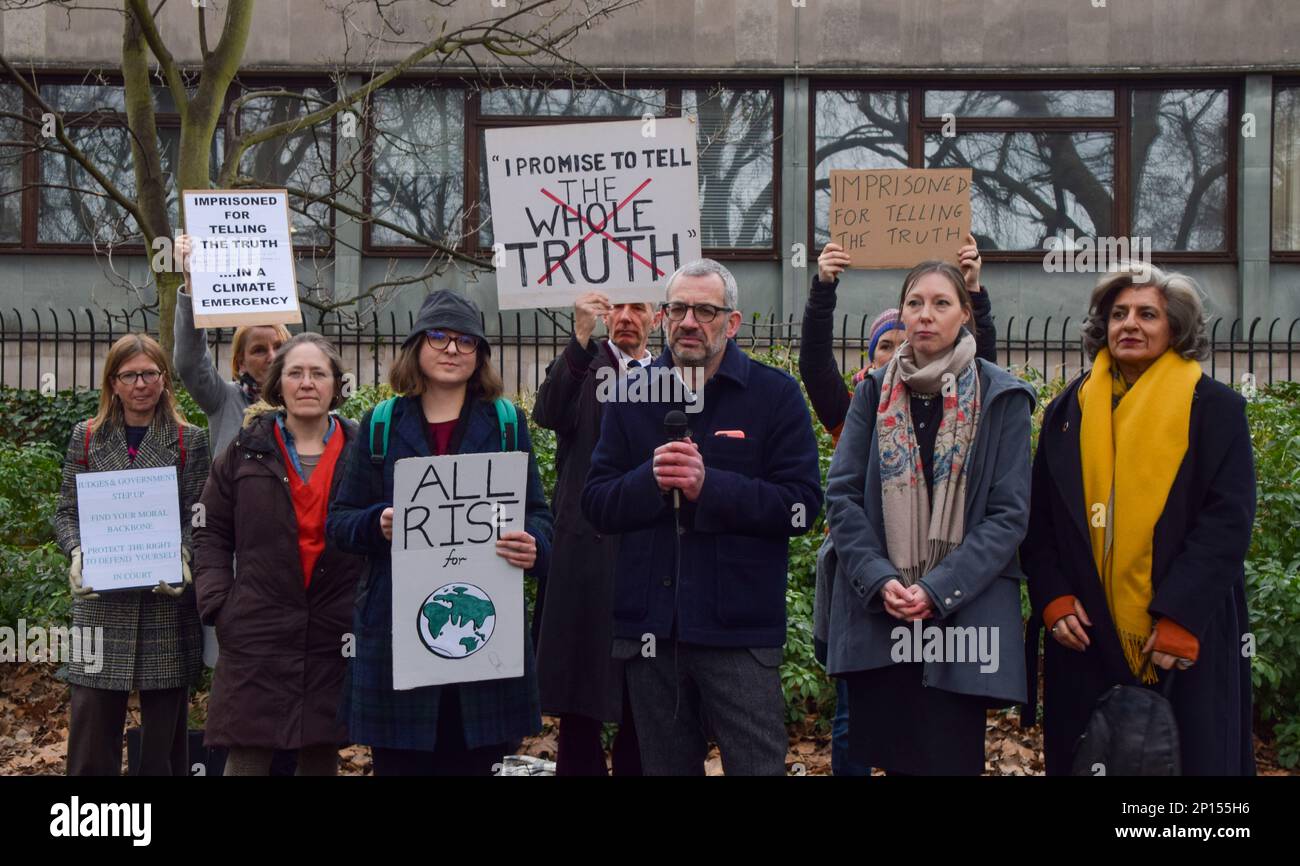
[3,374,1299,763]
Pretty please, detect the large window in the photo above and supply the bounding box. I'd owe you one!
[812,83,1233,259]
[236,83,335,248]
[1,77,225,250]
[1274,85,1300,254]
[1130,89,1229,251]
[0,82,22,245]
[36,81,194,247]
[367,83,466,248]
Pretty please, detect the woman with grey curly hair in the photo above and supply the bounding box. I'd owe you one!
[1022,262,1256,775]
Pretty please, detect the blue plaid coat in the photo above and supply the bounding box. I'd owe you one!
[326,395,552,751]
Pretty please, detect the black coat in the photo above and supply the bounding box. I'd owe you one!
[194,413,365,750]
[1021,373,1256,775]
[531,337,626,720]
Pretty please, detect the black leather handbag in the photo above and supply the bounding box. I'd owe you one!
[1071,667,1180,776]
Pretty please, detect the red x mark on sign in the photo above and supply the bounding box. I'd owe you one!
[536,178,662,284]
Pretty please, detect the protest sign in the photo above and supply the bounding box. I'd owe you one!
[181,189,301,328]
[828,168,972,268]
[391,451,529,690]
[75,466,183,592]
[485,116,701,309]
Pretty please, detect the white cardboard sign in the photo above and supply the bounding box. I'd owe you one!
[182,189,302,328]
[390,452,529,690]
[75,466,183,592]
[485,116,701,309]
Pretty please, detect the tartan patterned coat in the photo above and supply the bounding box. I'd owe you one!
[326,395,553,752]
[54,413,210,691]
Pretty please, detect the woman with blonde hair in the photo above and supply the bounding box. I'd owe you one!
[54,333,211,775]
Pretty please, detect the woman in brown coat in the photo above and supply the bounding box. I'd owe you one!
[194,333,364,775]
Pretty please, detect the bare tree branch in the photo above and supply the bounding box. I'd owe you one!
[124,0,189,119]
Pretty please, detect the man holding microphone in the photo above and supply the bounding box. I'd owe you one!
[582,259,823,776]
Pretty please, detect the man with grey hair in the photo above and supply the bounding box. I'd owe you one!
[582,259,823,775]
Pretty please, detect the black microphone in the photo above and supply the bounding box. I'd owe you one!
[663,409,690,510]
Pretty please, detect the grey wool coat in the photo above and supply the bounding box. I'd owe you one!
[54,414,211,691]
[173,290,251,455]
[823,359,1034,706]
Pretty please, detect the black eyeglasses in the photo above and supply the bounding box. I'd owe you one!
[115,370,162,386]
[425,329,480,353]
[660,302,733,324]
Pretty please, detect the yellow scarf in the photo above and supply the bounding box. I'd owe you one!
[1078,348,1200,682]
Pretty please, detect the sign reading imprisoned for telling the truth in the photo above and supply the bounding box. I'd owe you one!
[829,169,972,268]
[485,117,702,309]
[76,466,183,592]
[181,189,302,328]
[391,451,529,691]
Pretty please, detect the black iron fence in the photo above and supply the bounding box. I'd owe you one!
[3,305,1299,395]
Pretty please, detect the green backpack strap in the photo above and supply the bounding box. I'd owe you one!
[493,397,518,452]
[368,396,398,464]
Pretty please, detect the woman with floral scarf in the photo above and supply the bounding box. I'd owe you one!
[824,261,1035,775]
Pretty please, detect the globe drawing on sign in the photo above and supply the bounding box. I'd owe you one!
[417,583,496,659]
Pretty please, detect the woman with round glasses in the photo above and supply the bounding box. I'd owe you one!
[194,333,364,775]
[54,333,212,775]
[328,290,554,776]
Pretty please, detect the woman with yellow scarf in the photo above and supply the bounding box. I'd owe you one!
[1023,264,1256,775]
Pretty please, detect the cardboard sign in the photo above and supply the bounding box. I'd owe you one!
[181,189,302,328]
[828,169,972,268]
[391,452,529,690]
[485,116,702,309]
[75,466,183,592]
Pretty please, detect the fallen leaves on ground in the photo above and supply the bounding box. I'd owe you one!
[2,663,1294,777]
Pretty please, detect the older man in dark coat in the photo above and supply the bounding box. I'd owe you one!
[532,292,657,776]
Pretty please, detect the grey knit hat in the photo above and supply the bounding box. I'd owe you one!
[405,290,489,354]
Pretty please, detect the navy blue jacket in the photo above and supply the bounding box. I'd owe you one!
[326,395,553,751]
[581,340,823,648]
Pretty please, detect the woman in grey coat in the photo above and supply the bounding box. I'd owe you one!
[824,261,1033,775]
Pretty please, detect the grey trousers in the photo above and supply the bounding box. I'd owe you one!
[618,639,788,776]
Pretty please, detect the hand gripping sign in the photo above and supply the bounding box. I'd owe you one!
[485,116,702,310]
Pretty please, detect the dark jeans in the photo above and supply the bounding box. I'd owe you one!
[68,685,189,776]
[831,678,872,776]
[370,687,510,777]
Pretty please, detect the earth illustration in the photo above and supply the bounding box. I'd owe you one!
[417,583,496,659]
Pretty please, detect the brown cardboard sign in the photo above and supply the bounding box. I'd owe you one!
[828,168,972,268]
